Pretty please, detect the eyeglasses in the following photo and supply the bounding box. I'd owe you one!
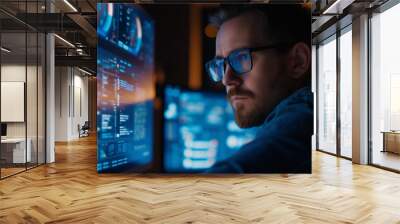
[205,43,291,82]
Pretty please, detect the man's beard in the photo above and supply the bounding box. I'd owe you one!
[227,88,266,128]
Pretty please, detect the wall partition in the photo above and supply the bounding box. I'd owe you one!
[0,1,46,179]
[0,31,28,177]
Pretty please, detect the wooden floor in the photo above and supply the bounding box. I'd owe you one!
[0,167,26,178]
[1,163,44,178]
[1,136,400,223]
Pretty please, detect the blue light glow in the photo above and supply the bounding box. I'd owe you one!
[163,86,258,173]
[97,4,155,173]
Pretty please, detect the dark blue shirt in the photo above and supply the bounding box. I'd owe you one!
[205,86,313,173]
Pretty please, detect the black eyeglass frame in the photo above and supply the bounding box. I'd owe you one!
[205,42,293,82]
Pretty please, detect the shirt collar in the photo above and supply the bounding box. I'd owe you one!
[263,86,312,125]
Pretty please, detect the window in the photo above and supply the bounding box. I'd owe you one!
[0,1,47,179]
[339,27,352,158]
[317,35,337,154]
[370,2,400,171]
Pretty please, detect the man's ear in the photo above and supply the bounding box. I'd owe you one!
[286,42,311,79]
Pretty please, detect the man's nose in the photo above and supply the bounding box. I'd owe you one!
[222,64,242,87]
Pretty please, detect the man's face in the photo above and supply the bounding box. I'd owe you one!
[216,12,291,128]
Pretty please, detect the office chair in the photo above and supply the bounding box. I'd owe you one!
[79,121,90,138]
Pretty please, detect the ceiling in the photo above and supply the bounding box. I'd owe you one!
[0,0,97,72]
[1,0,393,73]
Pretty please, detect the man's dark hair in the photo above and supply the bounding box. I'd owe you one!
[209,4,311,49]
[209,4,312,85]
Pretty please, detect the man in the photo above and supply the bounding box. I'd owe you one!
[205,5,313,173]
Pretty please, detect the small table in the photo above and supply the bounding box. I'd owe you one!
[381,131,400,154]
[1,138,31,164]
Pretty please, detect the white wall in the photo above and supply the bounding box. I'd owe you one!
[1,64,46,163]
[54,66,89,141]
[72,72,89,138]
[1,82,25,122]
[1,65,27,139]
[55,66,69,141]
[1,65,40,138]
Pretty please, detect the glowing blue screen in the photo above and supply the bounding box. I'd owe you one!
[97,3,155,172]
[163,86,258,173]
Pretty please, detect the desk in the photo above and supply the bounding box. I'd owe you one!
[1,138,31,163]
[381,131,400,154]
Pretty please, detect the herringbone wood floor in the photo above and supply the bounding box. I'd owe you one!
[1,135,400,224]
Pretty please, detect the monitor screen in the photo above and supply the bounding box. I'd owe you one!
[1,123,7,137]
[163,86,258,173]
[97,3,155,172]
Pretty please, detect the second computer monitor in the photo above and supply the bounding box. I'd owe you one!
[163,86,258,173]
[1,123,7,137]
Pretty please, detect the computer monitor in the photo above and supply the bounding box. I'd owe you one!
[1,123,7,137]
[96,3,155,173]
[163,86,258,173]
